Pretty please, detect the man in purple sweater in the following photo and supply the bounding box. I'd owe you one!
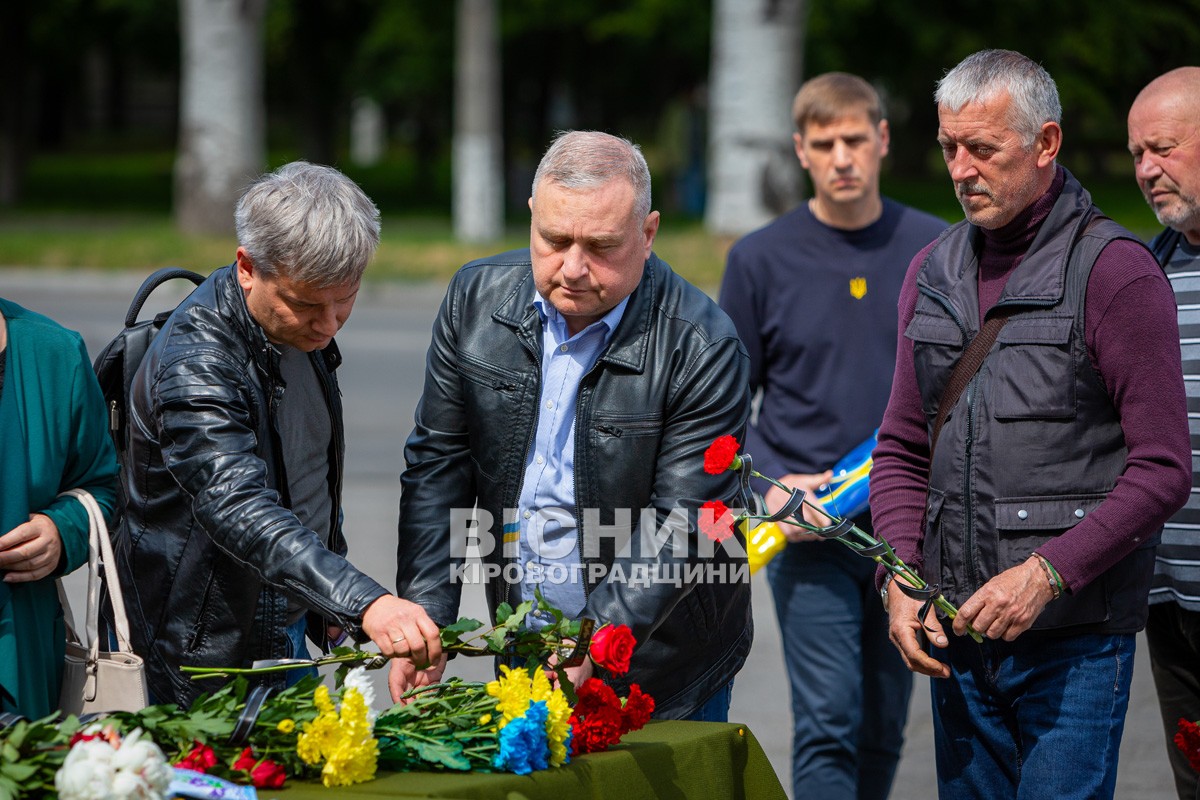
[871,49,1191,799]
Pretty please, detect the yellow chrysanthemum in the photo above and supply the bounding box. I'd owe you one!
[277,719,295,734]
[320,687,378,787]
[478,714,492,725]
[545,688,572,767]
[314,684,335,714]
[486,665,534,729]
[297,710,340,765]
[322,736,379,787]
[295,685,379,787]
[529,668,553,702]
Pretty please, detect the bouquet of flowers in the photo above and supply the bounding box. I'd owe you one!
[702,434,981,642]
[0,596,655,798]
[1175,718,1200,773]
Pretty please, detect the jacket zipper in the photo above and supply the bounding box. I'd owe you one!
[507,331,542,610]
[918,283,971,591]
[963,375,981,593]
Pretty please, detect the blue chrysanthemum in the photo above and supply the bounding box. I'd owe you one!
[493,700,550,774]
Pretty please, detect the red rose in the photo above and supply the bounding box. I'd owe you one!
[703,435,741,474]
[176,741,218,772]
[698,500,735,543]
[620,684,655,734]
[1176,718,1200,772]
[232,746,257,772]
[249,758,288,789]
[590,624,636,675]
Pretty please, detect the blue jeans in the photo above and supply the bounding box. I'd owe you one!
[685,679,734,722]
[768,539,911,800]
[284,617,318,688]
[932,631,1135,800]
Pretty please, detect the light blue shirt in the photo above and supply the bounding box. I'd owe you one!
[512,292,629,628]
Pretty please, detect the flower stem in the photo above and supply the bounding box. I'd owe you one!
[750,469,983,643]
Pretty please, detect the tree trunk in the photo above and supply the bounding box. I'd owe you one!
[174,0,267,235]
[0,2,28,206]
[705,0,806,237]
[452,0,503,244]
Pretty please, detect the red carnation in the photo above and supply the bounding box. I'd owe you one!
[590,624,636,676]
[620,684,655,734]
[699,500,735,543]
[176,741,218,772]
[703,435,741,474]
[570,679,625,755]
[1176,718,1200,773]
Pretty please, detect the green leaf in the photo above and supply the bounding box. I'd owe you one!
[413,739,472,770]
[495,602,513,624]
[506,600,534,631]
[0,774,23,796]
[555,665,578,705]
[0,763,36,782]
[485,630,508,653]
[445,617,485,636]
[441,617,484,647]
[2,724,24,750]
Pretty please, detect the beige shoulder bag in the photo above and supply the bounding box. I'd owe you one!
[56,488,148,715]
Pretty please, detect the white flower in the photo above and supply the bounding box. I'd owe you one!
[56,741,117,800]
[110,771,148,798]
[56,728,171,800]
[343,666,379,723]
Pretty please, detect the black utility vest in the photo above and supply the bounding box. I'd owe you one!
[907,170,1157,634]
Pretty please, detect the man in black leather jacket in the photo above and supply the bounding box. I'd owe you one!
[118,162,441,706]
[392,131,754,719]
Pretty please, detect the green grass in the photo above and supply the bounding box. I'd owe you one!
[0,210,731,287]
[0,149,1166,287]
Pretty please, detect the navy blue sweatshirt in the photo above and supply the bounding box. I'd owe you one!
[719,198,945,482]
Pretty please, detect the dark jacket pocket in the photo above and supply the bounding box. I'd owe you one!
[994,493,1109,629]
[989,317,1076,420]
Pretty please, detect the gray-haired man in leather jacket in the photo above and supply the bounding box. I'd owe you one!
[391,131,754,719]
[118,162,441,707]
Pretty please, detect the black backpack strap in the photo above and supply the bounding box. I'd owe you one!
[125,267,206,327]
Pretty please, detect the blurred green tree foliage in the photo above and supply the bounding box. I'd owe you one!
[806,0,1200,178]
[5,0,1200,214]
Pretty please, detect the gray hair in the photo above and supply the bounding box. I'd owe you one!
[531,131,653,221]
[935,49,1062,147]
[235,161,381,287]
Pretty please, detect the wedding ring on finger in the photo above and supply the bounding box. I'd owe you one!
[391,634,406,644]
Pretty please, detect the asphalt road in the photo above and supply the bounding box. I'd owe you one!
[1,267,1176,798]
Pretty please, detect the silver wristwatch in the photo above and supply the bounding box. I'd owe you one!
[880,573,895,610]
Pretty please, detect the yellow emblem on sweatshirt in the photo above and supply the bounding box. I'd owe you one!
[850,277,867,299]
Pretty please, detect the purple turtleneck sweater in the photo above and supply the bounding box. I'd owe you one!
[871,167,1191,592]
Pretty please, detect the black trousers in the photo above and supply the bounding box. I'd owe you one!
[1147,601,1200,800]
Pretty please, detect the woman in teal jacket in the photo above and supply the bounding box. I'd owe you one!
[0,297,118,718]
